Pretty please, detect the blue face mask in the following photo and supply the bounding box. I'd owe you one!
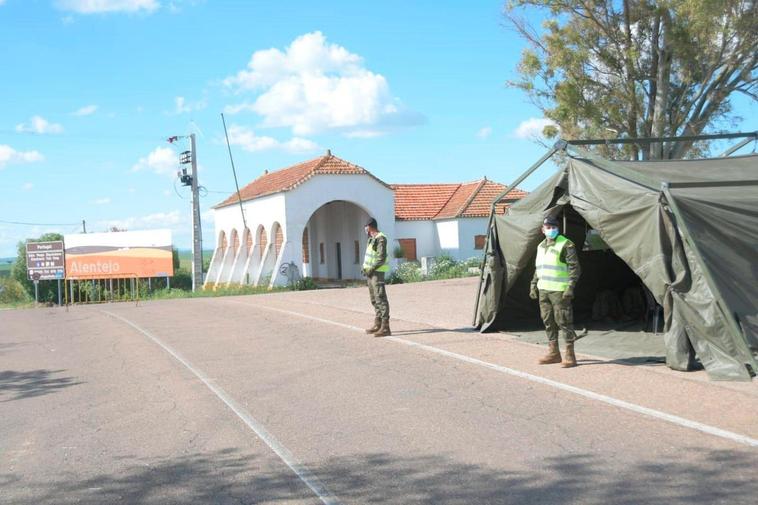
[544,227,559,239]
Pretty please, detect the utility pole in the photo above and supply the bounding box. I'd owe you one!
[174,133,204,292]
[189,133,203,291]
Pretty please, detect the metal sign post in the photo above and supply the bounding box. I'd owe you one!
[33,278,39,305]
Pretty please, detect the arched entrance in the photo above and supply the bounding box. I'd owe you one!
[304,200,370,281]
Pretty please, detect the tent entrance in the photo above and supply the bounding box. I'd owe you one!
[498,205,666,359]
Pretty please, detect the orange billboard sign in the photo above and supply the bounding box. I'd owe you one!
[64,230,173,279]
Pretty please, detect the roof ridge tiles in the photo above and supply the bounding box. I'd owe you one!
[431,183,464,220]
[456,178,488,218]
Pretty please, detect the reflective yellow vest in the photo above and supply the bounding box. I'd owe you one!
[535,235,570,292]
[363,232,390,272]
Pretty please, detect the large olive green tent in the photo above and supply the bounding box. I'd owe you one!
[474,133,758,381]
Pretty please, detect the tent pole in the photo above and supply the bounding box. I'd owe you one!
[472,143,563,327]
[661,183,756,373]
[719,135,757,157]
[566,130,757,147]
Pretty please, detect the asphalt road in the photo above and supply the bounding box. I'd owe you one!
[2,278,757,504]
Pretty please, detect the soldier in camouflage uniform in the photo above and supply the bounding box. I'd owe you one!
[530,216,581,367]
[362,218,391,337]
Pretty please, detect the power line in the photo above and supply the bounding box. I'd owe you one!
[0,129,177,142]
[0,219,80,226]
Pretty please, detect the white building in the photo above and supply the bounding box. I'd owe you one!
[206,151,524,288]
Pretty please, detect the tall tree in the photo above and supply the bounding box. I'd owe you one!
[506,0,758,159]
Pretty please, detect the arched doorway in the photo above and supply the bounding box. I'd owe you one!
[272,222,284,258]
[218,230,228,257]
[229,229,240,255]
[244,228,253,257]
[257,225,267,258]
[305,200,370,280]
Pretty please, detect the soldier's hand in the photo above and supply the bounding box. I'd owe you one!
[562,288,574,302]
[529,286,538,300]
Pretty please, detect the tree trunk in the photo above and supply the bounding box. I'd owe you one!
[643,13,662,160]
[651,9,671,159]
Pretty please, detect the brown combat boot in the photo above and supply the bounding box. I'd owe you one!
[538,340,562,364]
[365,317,381,334]
[373,319,391,337]
[561,342,577,368]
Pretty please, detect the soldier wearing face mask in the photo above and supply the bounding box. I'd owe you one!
[530,216,581,367]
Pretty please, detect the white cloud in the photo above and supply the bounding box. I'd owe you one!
[15,115,64,134]
[223,31,422,136]
[226,124,319,153]
[131,146,179,176]
[174,96,206,114]
[73,104,98,116]
[514,117,557,140]
[0,145,45,169]
[92,197,111,205]
[477,126,492,139]
[22,182,34,191]
[55,0,160,14]
[97,210,183,232]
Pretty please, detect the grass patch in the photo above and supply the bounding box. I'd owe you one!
[146,284,287,300]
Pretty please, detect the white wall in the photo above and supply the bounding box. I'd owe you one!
[456,217,489,261]
[435,219,459,257]
[394,220,438,260]
[433,217,488,261]
[280,174,396,284]
[210,193,286,287]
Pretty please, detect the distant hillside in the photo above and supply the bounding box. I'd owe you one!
[0,257,14,277]
[177,249,215,271]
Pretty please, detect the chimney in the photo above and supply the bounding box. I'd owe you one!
[326,149,332,156]
[264,169,269,175]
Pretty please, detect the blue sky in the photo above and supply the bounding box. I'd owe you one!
[1,0,756,257]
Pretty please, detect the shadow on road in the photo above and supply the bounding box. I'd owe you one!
[0,369,83,402]
[391,327,477,336]
[4,447,757,504]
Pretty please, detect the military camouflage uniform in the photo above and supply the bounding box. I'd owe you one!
[365,234,390,320]
[531,237,581,343]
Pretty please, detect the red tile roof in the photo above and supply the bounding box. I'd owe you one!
[464,180,528,217]
[214,151,387,208]
[390,184,462,220]
[215,153,528,219]
[392,179,527,220]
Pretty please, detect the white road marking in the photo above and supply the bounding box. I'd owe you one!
[222,299,758,448]
[100,310,341,505]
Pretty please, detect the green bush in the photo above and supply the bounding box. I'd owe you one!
[392,261,422,283]
[292,277,318,291]
[462,256,483,269]
[171,268,193,291]
[387,255,481,284]
[0,277,32,304]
